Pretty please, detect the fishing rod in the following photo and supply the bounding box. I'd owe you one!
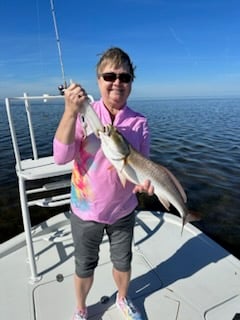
[49,0,95,103]
[49,0,97,133]
[49,0,67,93]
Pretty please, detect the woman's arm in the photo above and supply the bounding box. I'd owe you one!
[53,83,87,164]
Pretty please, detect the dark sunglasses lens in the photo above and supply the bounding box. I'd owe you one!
[102,73,117,82]
[119,73,132,83]
[101,72,132,83]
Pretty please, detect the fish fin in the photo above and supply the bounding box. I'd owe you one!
[107,163,127,187]
[120,158,127,173]
[160,165,187,203]
[157,195,171,211]
[117,171,127,187]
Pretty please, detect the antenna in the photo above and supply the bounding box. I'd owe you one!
[50,0,67,90]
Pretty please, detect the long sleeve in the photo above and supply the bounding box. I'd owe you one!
[53,116,84,164]
[53,138,76,164]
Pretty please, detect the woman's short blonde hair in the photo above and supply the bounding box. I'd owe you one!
[96,47,136,80]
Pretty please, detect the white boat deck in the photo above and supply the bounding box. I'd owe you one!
[3,94,240,319]
[1,210,240,320]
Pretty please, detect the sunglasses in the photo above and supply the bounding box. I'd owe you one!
[99,72,132,83]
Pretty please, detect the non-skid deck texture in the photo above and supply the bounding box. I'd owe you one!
[33,211,240,319]
[1,211,240,319]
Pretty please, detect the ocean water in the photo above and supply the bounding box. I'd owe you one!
[0,97,240,258]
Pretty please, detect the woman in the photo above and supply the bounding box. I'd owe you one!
[54,47,153,320]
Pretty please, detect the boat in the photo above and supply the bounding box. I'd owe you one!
[1,93,240,320]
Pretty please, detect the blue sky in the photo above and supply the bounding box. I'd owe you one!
[0,0,240,99]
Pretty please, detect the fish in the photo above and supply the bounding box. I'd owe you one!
[98,124,199,232]
[60,82,104,137]
[80,97,104,137]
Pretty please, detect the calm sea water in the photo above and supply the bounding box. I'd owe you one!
[0,98,239,258]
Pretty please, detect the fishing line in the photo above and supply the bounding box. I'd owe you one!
[35,0,44,71]
[49,0,67,89]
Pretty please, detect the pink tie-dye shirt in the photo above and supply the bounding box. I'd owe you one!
[53,99,149,224]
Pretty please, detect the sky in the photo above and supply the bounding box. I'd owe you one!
[0,0,240,99]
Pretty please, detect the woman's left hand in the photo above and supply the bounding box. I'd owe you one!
[133,179,154,195]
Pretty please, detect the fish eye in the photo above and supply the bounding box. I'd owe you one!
[103,125,111,136]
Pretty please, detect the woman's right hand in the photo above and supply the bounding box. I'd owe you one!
[54,83,88,144]
[64,83,88,117]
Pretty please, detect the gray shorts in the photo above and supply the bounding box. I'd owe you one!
[70,212,135,278]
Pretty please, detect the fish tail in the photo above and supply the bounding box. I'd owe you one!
[181,211,202,235]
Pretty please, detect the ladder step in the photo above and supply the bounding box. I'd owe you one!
[27,179,71,195]
[28,194,70,207]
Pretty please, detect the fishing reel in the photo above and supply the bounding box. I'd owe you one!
[58,83,67,95]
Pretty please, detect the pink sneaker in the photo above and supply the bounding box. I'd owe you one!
[116,295,143,320]
[72,308,88,320]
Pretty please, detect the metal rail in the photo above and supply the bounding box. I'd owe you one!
[5,93,71,283]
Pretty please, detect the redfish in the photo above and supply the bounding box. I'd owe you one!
[99,124,199,232]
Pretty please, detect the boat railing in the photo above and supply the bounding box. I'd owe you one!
[5,93,73,283]
[5,93,63,168]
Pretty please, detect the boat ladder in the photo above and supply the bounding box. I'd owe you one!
[5,93,72,283]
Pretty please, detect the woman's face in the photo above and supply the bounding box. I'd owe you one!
[97,63,132,112]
